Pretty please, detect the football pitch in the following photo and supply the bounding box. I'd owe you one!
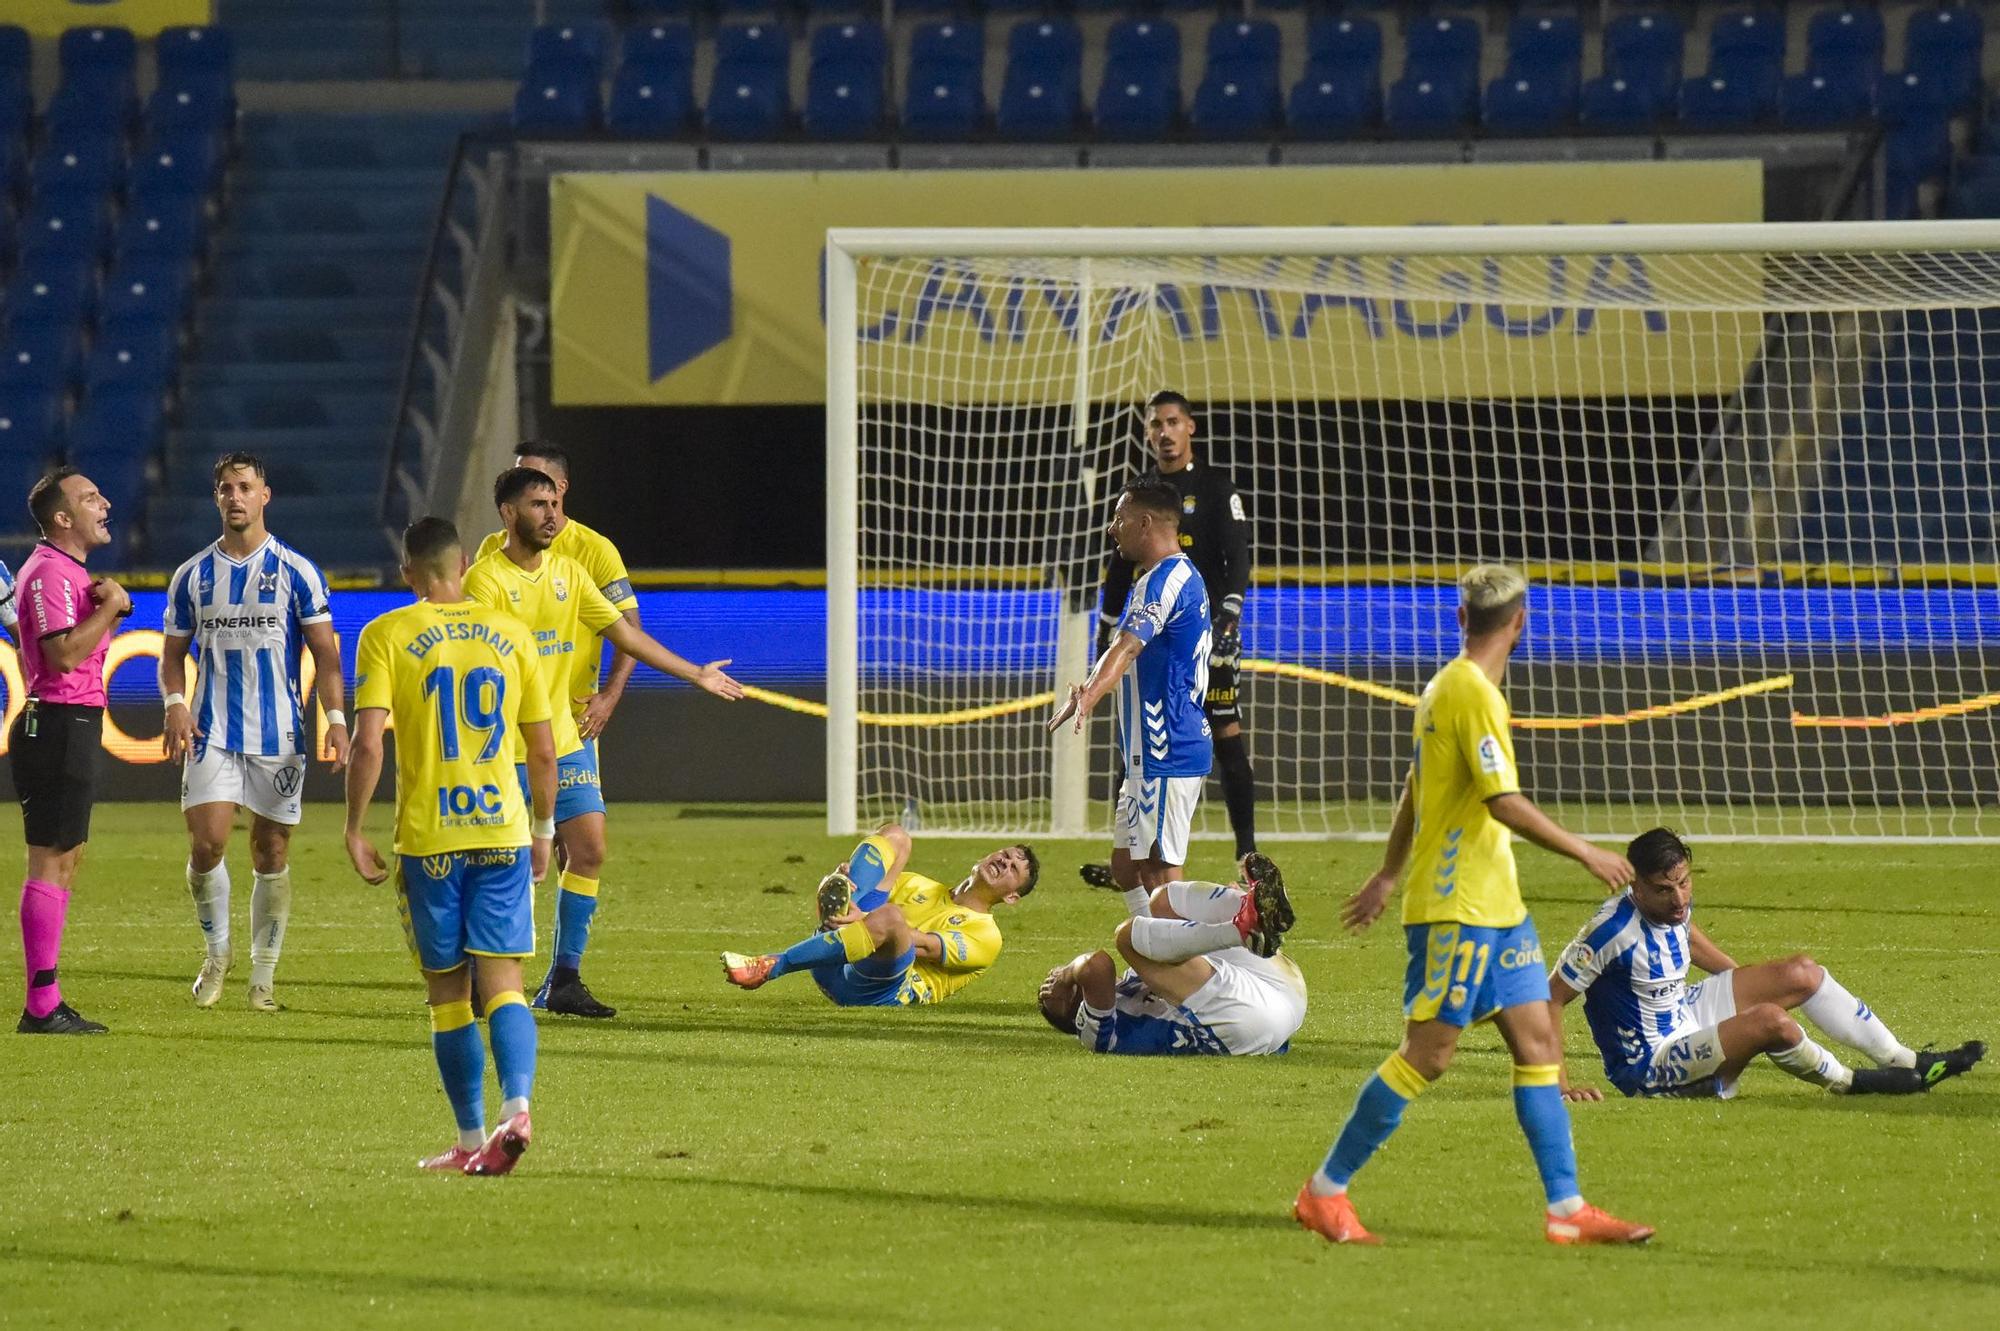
[1,804,1994,1329]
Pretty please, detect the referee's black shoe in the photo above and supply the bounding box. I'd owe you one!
[17,1002,107,1035]
[541,974,617,1019]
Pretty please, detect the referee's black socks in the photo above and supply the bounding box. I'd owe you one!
[1214,731,1259,859]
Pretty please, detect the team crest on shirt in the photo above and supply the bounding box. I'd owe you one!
[421,855,454,881]
[552,575,569,601]
[1448,984,1468,1008]
[257,571,279,595]
[1181,496,1196,514]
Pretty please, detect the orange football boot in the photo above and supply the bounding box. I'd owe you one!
[1545,1204,1655,1245]
[1294,1182,1381,1245]
[721,951,779,990]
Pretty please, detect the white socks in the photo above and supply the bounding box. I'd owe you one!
[188,861,231,956]
[1307,1170,1346,1197]
[1128,915,1242,964]
[249,868,292,989]
[500,1095,530,1120]
[1164,881,1244,924]
[1120,887,1151,917]
[1769,1034,1854,1090]
[1801,970,1916,1069]
[458,1127,486,1151]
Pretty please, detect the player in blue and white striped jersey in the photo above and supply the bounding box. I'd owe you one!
[1050,478,1212,917]
[160,453,350,1014]
[1550,827,1983,1100]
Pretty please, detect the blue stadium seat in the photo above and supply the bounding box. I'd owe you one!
[707,69,789,140]
[0,387,60,471]
[1095,66,1178,140]
[1780,72,1870,128]
[996,72,1080,140]
[1605,13,1685,107]
[1708,8,1784,114]
[1806,8,1883,84]
[1506,14,1581,92]
[1877,70,1957,129]
[58,26,138,80]
[156,25,234,92]
[1288,73,1377,138]
[86,320,177,392]
[1007,19,1082,93]
[99,258,196,326]
[1580,75,1659,132]
[1191,75,1278,140]
[0,329,81,394]
[1905,7,1984,111]
[1484,76,1572,133]
[1307,17,1381,80]
[3,265,94,331]
[30,138,125,204]
[902,65,984,139]
[1205,19,1281,92]
[804,66,886,139]
[608,64,695,134]
[1107,19,1180,72]
[147,83,237,135]
[129,132,225,204]
[716,23,792,73]
[513,73,602,132]
[910,22,983,75]
[810,21,886,76]
[0,70,28,140]
[0,24,27,80]
[68,392,162,507]
[45,71,137,138]
[18,197,110,264]
[1678,75,1761,129]
[620,22,696,76]
[525,23,605,79]
[1404,16,1482,102]
[114,197,206,261]
[1385,75,1470,134]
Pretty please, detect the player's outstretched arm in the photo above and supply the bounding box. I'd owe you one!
[1047,631,1141,733]
[601,619,744,701]
[304,620,350,771]
[1545,975,1601,1102]
[1486,793,1633,891]
[342,709,390,884]
[1343,768,1415,931]
[158,631,196,761]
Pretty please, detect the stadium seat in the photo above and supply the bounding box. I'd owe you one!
[44,71,137,138]
[902,66,984,139]
[1876,71,1957,129]
[0,24,27,79]
[995,73,1079,140]
[1385,76,1470,134]
[1678,76,1761,130]
[128,136,225,202]
[98,258,196,326]
[1204,19,1281,94]
[716,23,792,73]
[0,386,60,469]
[114,197,206,262]
[85,319,177,392]
[147,83,237,136]
[910,22,983,75]
[1190,75,1278,140]
[525,23,605,80]
[1095,66,1177,140]
[1605,13,1685,108]
[1404,16,1482,103]
[1779,73,1870,129]
[1708,8,1784,115]
[1506,14,1581,93]
[157,25,235,84]
[619,22,696,76]
[513,74,601,132]
[1806,8,1883,85]
[2,265,94,331]
[29,138,125,204]
[0,331,81,394]
[810,21,886,77]
[0,70,28,141]
[1906,7,1984,112]
[1106,19,1180,73]
[1288,72,1378,138]
[57,26,138,81]
[804,68,886,140]
[608,64,695,135]
[1306,17,1381,81]
[1006,20,1082,94]
[1580,75,1659,132]
[17,197,110,263]
[707,70,789,140]
[1484,76,1573,133]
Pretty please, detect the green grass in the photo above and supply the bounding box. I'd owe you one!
[2,804,1995,1329]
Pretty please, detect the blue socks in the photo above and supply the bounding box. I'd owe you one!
[1511,1066,1580,1206]
[848,836,892,913]
[486,991,538,1105]
[768,930,847,979]
[1320,1052,1431,1187]
[429,999,486,1132]
[553,872,600,971]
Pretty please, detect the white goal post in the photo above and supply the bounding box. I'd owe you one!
[826,221,2000,844]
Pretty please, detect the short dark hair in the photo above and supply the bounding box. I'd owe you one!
[402,515,461,568]
[513,440,570,477]
[1145,389,1194,416]
[27,466,81,534]
[212,451,266,485]
[1120,477,1182,526]
[1628,827,1692,880]
[1014,845,1040,897]
[494,466,557,510]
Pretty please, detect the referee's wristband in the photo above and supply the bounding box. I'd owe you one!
[162,692,186,710]
[531,816,556,840]
[324,709,347,729]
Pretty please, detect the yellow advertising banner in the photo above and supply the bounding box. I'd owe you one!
[551,161,1765,407]
[14,0,211,36]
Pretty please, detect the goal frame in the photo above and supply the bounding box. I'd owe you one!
[824,219,2000,841]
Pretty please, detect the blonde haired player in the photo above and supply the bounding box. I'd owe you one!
[1294,564,1654,1247]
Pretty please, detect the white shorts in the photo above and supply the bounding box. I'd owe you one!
[1183,949,1309,1056]
[182,744,307,825]
[1114,774,1203,866]
[1639,969,1740,1098]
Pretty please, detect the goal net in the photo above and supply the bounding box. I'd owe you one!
[825,223,2000,843]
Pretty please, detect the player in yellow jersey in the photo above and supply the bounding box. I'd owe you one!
[720,822,1037,1007]
[1294,565,1655,1248]
[343,517,557,1177]
[467,467,742,1019]
[472,441,639,741]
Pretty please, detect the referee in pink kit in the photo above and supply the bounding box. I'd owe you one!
[12,469,130,1035]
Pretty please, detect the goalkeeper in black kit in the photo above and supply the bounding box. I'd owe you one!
[1091,389,1260,866]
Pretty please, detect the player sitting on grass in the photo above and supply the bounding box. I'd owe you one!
[721,822,1036,1007]
[1551,827,1984,1100]
[1038,854,1303,1056]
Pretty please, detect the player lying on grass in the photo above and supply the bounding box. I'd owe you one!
[1551,827,1985,1100]
[721,822,1037,1007]
[1038,854,1303,1056]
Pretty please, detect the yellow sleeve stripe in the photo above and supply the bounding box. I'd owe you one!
[485,990,529,1015]
[429,999,477,1033]
[1512,1064,1562,1088]
[1378,1052,1434,1100]
[558,871,600,898]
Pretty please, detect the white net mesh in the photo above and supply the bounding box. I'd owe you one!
[838,234,2000,841]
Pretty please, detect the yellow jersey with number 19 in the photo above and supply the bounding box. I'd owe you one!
[353,599,552,858]
[1401,656,1525,929]
[474,519,638,712]
[462,549,620,761]
[890,871,1004,1005]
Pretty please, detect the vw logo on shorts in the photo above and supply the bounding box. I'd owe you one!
[420,855,455,881]
[274,765,303,798]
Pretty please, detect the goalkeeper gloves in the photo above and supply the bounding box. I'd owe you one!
[1210,617,1242,670]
